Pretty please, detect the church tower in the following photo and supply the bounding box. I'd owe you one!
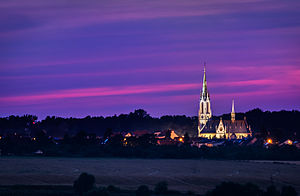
[231,99,235,122]
[198,64,212,136]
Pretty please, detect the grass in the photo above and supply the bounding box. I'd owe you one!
[0,157,299,194]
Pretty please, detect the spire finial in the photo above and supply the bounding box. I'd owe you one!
[202,62,207,98]
[232,99,235,113]
[204,62,206,73]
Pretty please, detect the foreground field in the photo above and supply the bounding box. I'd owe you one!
[0,157,299,194]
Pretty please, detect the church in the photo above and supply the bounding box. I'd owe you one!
[198,65,252,139]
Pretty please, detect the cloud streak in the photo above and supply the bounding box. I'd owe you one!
[2,74,299,104]
[1,0,299,39]
[0,83,199,104]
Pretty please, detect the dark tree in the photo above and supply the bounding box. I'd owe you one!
[206,182,263,196]
[136,185,150,196]
[103,128,113,139]
[74,130,87,145]
[264,185,280,196]
[73,173,96,196]
[155,181,168,194]
[63,133,71,144]
[281,186,297,196]
[108,134,124,147]
[184,132,190,144]
[165,130,171,139]
[33,129,49,144]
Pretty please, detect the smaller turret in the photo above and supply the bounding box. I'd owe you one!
[231,99,235,122]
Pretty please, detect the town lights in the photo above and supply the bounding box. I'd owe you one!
[267,139,272,144]
[287,140,293,145]
[179,138,183,142]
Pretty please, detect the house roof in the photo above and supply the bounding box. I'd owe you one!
[132,130,152,136]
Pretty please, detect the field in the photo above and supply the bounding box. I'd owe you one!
[0,157,299,194]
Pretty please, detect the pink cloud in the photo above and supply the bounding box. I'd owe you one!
[209,79,277,87]
[213,88,299,99]
[2,72,299,105]
[0,83,200,104]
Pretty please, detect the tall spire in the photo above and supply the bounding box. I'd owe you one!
[202,62,208,100]
[232,99,235,113]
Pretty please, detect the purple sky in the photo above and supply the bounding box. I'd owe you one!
[0,0,300,119]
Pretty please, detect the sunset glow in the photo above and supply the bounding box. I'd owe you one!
[0,0,299,118]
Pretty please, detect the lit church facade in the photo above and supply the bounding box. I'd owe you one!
[198,66,252,139]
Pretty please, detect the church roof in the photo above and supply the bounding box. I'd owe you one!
[200,119,250,134]
[201,120,220,133]
[223,120,250,133]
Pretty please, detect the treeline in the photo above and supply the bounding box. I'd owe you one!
[0,109,299,140]
[0,109,197,137]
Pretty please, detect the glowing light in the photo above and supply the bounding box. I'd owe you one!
[287,140,293,145]
[206,143,213,147]
[267,139,272,144]
[179,138,183,142]
[0,136,2,139]
[32,137,36,141]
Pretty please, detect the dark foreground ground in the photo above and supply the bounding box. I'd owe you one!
[0,157,299,194]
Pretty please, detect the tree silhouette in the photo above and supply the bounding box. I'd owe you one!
[73,173,96,196]
[103,128,113,139]
[184,132,190,144]
[136,185,150,196]
[155,181,168,194]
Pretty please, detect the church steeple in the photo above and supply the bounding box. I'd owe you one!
[198,63,212,137]
[201,62,209,100]
[231,99,235,122]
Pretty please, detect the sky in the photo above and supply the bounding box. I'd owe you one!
[0,0,300,119]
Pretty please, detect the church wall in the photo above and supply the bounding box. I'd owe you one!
[199,132,251,139]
